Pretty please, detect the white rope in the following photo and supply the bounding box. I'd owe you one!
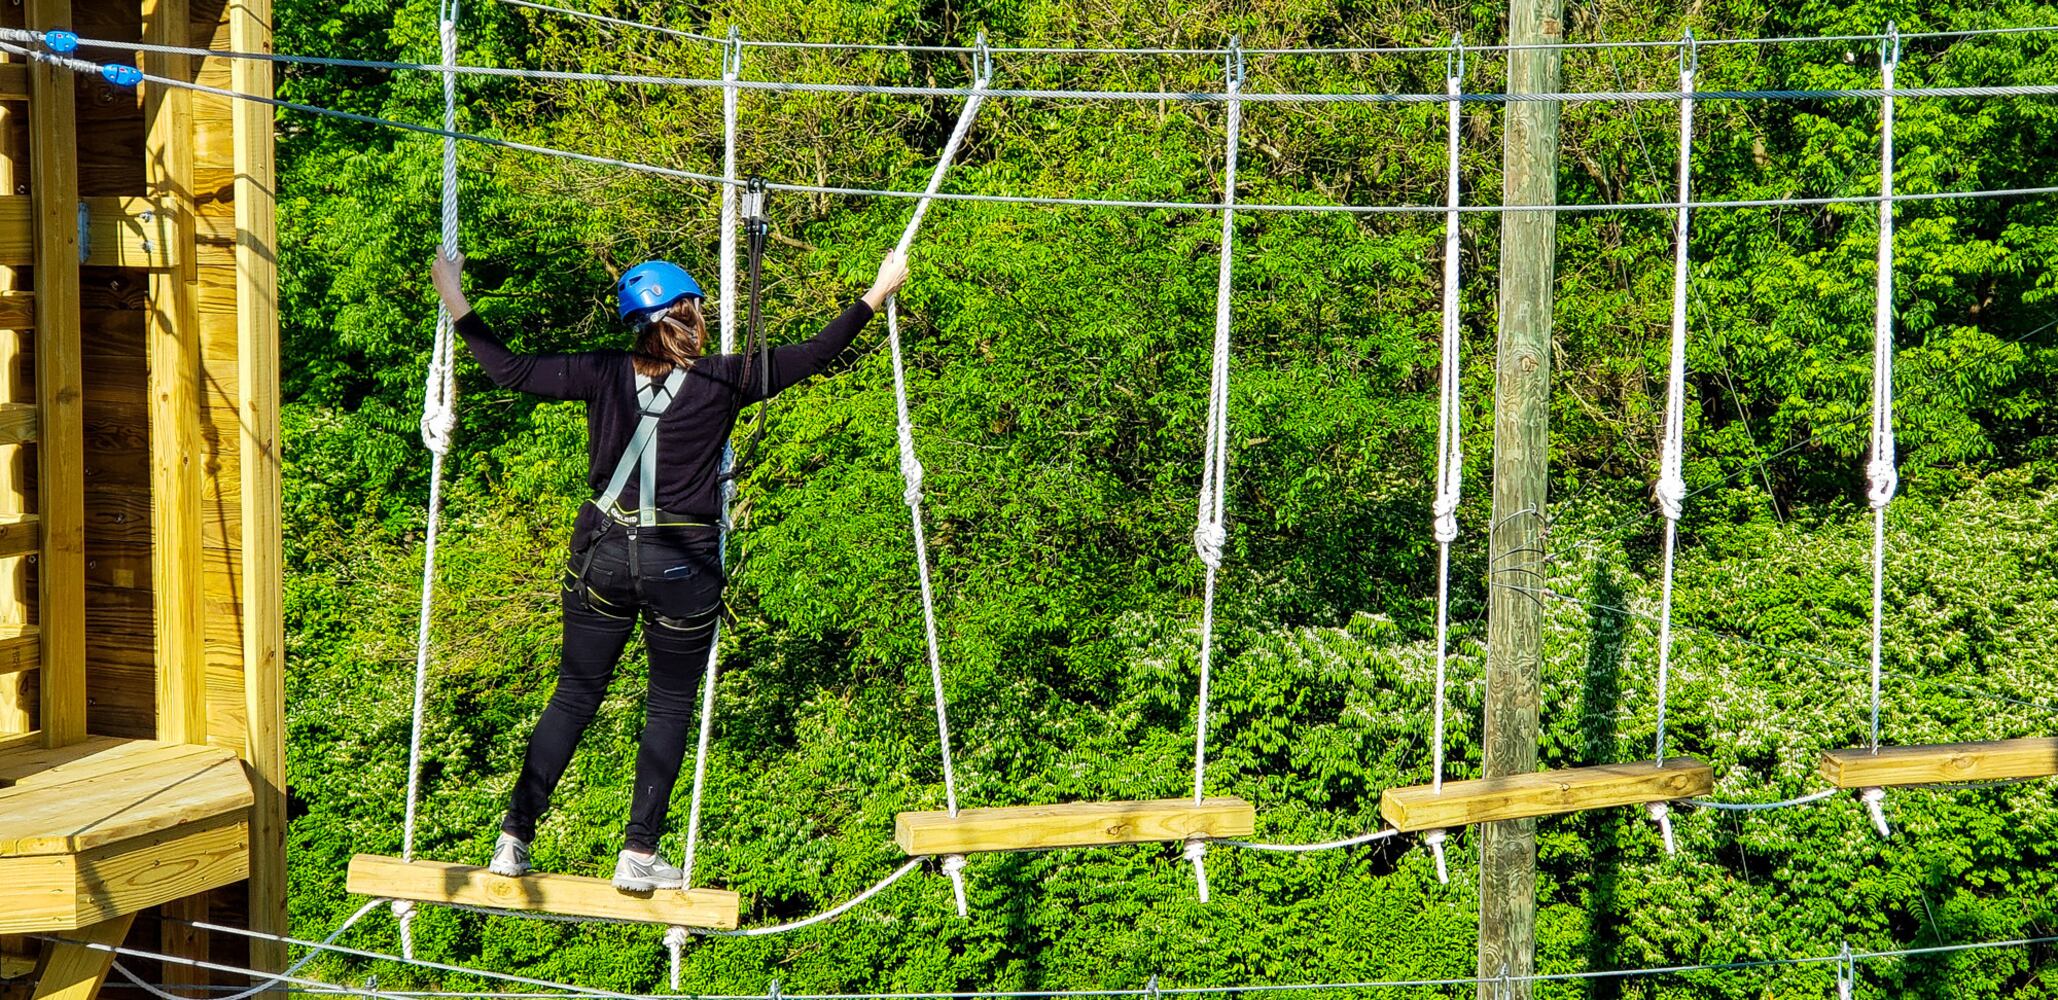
[1183,49,1240,902]
[101,900,387,1000]
[675,25,743,919]
[1428,37,1463,794]
[1652,38,1694,767]
[688,859,925,937]
[1215,826,1398,852]
[398,1,463,960]
[1867,26,1900,755]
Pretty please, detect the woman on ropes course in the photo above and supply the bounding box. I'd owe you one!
[429,247,910,892]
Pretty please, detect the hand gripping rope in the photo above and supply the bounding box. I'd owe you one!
[1859,24,1900,840]
[1646,30,1697,857]
[1184,39,1242,904]
[396,0,464,959]
[890,33,990,917]
[1420,33,1463,885]
[665,30,744,984]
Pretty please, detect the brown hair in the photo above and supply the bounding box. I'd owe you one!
[632,300,706,378]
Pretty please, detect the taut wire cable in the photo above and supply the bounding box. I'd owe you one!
[1184,40,1242,905]
[885,34,991,917]
[396,0,463,959]
[1859,23,1901,840]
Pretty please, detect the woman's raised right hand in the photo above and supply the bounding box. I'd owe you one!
[863,249,910,311]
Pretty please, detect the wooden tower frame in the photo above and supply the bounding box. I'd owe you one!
[0,0,282,996]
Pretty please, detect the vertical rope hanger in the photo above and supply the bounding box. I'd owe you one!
[1645,30,1697,858]
[1859,24,1901,841]
[1183,39,1242,906]
[888,35,990,918]
[396,0,463,960]
[665,29,745,988]
[1420,34,1464,888]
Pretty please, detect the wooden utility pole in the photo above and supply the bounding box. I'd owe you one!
[1479,0,1564,997]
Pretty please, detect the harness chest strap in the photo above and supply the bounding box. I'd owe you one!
[596,365,691,528]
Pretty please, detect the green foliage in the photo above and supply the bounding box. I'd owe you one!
[274,0,2058,995]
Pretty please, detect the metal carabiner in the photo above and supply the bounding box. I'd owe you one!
[1881,21,1901,67]
[974,30,993,83]
[723,25,743,79]
[1679,27,1698,78]
[1445,32,1464,82]
[1224,35,1245,89]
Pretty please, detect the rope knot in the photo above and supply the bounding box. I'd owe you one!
[1182,837,1210,902]
[1422,829,1450,885]
[1653,473,1687,522]
[389,899,417,961]
[664,925,689,992]
[1193,522,1225,569]
[1645,801,1677,855]
[1859,786,1891,839]
[1432,490,1460,544]
[1866,456,1898,509]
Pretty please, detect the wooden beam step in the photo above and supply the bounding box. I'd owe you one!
[0,403,35,446]
[346,855,741,929]
[0,514,36,559]
[894,797,1256,856]
[0,624,35,679]
[0,63,25,103]
[1379,759,1713,833]
[1819,738,2058,788]
[0,290,29,330]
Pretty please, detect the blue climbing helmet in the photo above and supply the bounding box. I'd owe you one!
[616,260,704,325]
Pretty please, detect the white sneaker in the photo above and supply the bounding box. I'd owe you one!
[612,849,684,892]
[488,833,531,877]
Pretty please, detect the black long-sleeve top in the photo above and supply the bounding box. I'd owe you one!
[455,301,875,521]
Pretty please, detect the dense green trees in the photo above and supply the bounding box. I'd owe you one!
[275,0,2057,996]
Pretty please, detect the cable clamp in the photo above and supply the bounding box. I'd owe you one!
[1646,801,1677,855]
[768,979,781,1000]
[1424,828,1450,884]
[1145,975,1159,1000]
[100,63,142,88]
[43,29,78,54]
[940,853,969,917]
[1859,786,1890,839]
[744,175,767,230]
[1836,940,1855,1000]
[1182,836,1211,902]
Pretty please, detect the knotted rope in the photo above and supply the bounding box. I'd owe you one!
[1652,34,1694,773]
[1867,25,1900,754]
[1428,35,1463,797]
[1185,43,1242,902]
[886,41,989,914]
[668,29,746,968]
[398,0,462,955]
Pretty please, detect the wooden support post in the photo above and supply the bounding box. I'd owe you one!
[144,0,207,747]
[0,57,28,740]
[1479,1,1564,996]
[26,0,85,751]
[27,914,135,1000]
[157,897,209,1000]
[231,0,288,974]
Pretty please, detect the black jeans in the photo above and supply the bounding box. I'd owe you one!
[502,509,726,853]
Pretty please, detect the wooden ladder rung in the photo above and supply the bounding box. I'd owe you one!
[346,854,742,929]
[895,797,1256,856]
[0,513,35,560]
[1379,758,1713,833]
[1819,738,2058,788]
[0,623,36,678]
[0,403,35,446]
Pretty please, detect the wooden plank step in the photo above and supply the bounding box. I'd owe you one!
[0,403,35,446]
[0,290,29,329]
[0,513,36,559]
[1819,738,2058,788]
[0,63,25,103]
[0,735,218,787]
[0,623,34,678]
[1379,759,1713,833]
[894,797,1256,856]
[0,747,253,855]
[346,855,742,929]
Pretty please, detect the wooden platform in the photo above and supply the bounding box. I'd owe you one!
[347,854,743,929]
[894,797,1256,856]
[1819,738,2058,788]
[1379,759,1713,833]
[0,737,255,933]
